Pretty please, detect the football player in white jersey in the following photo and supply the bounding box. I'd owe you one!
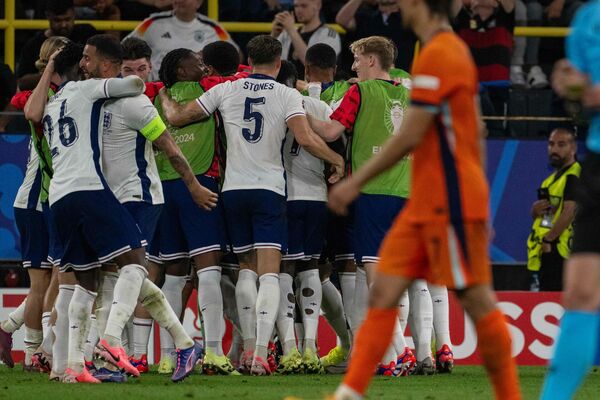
[159,35,345,375]
[273,60,331,374]
[24,40,213,383]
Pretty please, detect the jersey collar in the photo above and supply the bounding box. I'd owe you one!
[248,73,275,81]
[321,81,334,91]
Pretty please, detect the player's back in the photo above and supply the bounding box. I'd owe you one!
[404,31,488,223]
[283,96,332,201]
[102,94,163,205]
[199,74,305,195]
[43,79,111,205]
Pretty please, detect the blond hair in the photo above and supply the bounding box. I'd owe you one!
[349,36,397,71]
[35,36,70,73]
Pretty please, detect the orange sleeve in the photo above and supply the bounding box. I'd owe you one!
[410,42,468,109]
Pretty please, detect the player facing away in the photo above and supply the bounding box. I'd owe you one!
[325,0,521,398]
[541,2,600,399]
[25,41,213,383]
[159,34,345,375]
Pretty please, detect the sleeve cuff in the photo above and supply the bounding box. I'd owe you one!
[285,111,305,122]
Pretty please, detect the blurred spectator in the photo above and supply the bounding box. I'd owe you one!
[73,0,121,38]
[125,0,238,81]
[455,0,515,85]
[119,0,172,21]
[16,0,97,89]
[335,0,417,73]
[121,37,153,81]
[510,1,550,88]
[271,0,341,80]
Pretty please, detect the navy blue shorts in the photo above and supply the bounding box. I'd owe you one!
[222,189,287,253]
[283,200,327,261]
[51,189,144,271]
[14,207,51,269]
[123,202,163,248]
[354,194,406,264]
[156,175,226,261]
[324,208,355,263]
[42,202,63,267]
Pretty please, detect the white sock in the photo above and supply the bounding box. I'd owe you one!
[159,274,186,358]
[132,317,153,358]
[351,268,368,336]
[0,297,26,333]
[197,266,224,356]
[298,269,322,353]
[95,271,119,341]
[68,285,97,372]
[391,318,407,355]
[52,285,74,375]
[228,327,243,365]
[221,274,242,334]
[335,384,363,400]
[23,327,43,366]
[276,273,296,355]
[338,272,356,332]
[236,269,258,353]
[409,280,433,362]
[41,312,52,338]
[139,278,194,350]
[428,283,451,351]
[381,342,397,365]
[84,314,98,362]
[254,273,279,360]
[103,265,147,347]
[321,278,351,350]
[41,326,55,355]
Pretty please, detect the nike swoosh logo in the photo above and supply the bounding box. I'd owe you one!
[104,346,120,363]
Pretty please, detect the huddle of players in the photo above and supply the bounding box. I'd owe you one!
[0,32,454,381]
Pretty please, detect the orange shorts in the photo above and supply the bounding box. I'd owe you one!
[377,214,491,290]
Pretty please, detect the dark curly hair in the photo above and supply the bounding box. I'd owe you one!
[158,48,195,88]
[54,41,83,78]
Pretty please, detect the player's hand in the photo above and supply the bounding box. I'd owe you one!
[189,181,218,211]
[531,200,550,218]
[582,85,600,109]
[542,242,552,253]
[328,155,345,184]
[296,79,308,92]
[47,48,63,72]
[328,177,360,215]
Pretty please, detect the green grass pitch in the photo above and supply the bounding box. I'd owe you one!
[1,365,599,399]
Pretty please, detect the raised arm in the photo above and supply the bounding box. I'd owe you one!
[158,87,210,127]
[287,115,345,183]
[335,0,362,31]
[23,51,57,124]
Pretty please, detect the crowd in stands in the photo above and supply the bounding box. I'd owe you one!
[4,0,590,137]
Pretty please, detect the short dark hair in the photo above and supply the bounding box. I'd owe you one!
[121,37,152,61]
[276,60,298,88]
[423,0,455,19]
[551,126,578,141]
[54,41,83,77]
[202,41,239,76]
[45,0,74,16]
[159,48,195,88]
[246,35,282,66]
[86,34,123,64]
[305,44,337,70]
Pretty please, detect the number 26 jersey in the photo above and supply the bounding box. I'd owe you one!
[196,74,305,196]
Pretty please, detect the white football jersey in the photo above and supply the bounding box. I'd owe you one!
[126,11,238,81]
[43,78,142,205]
[102,95,164,205]
[13,138,42,211]
[283,96,331,202]
[197,74,305,196]
[278,25,341,61]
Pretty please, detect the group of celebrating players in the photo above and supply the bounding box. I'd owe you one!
[0,30,457,384]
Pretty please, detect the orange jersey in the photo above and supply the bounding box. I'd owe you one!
[404,31,489,223]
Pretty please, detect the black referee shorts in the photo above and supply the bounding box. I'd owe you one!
[572,152,600,254]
